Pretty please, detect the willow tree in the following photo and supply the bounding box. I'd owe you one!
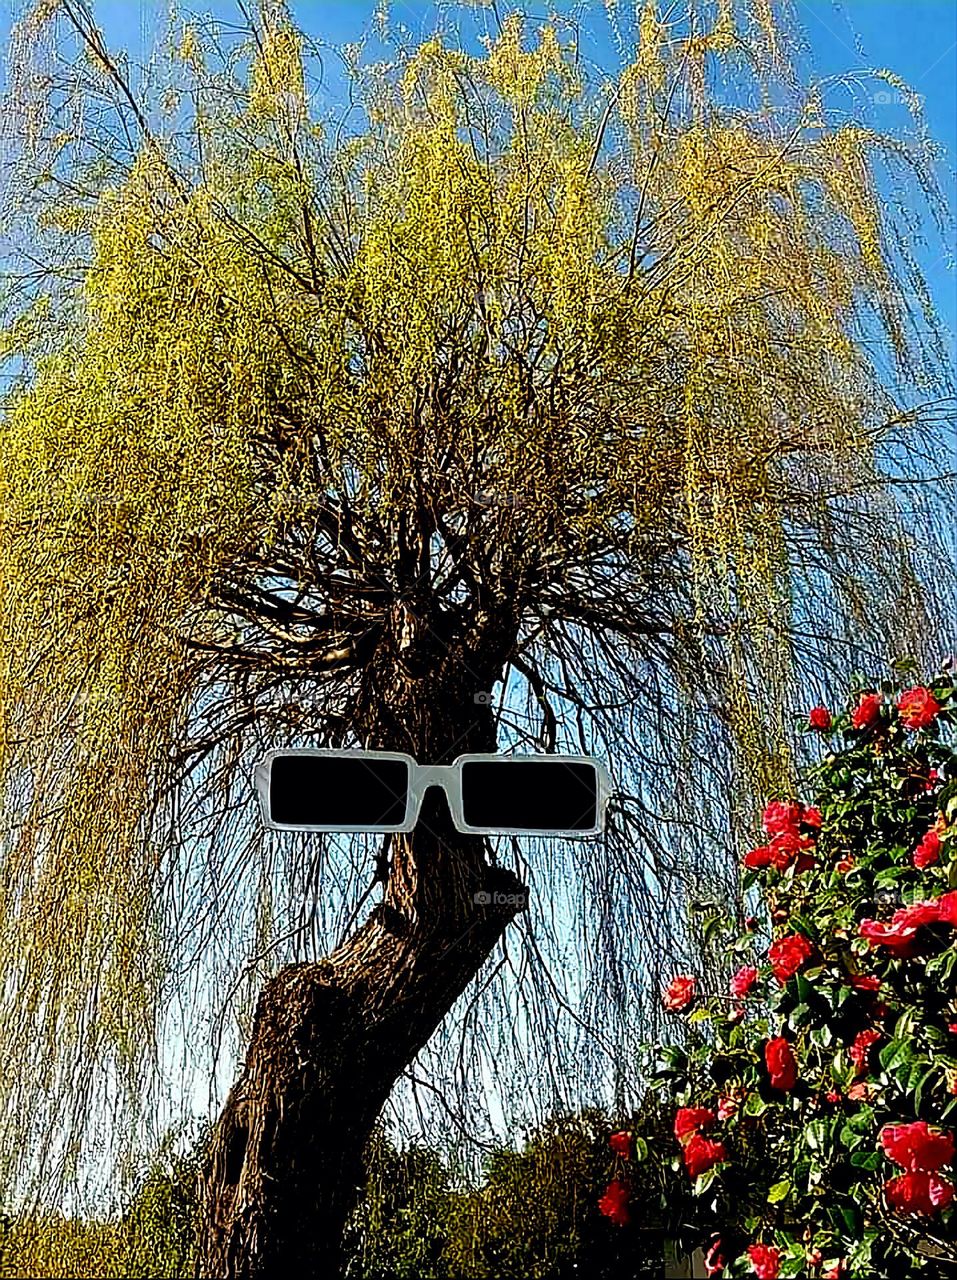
[0,0,953,1275]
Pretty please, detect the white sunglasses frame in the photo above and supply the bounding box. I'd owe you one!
[254,749,615,837]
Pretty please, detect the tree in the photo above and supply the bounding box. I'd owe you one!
[0,0,953,1275]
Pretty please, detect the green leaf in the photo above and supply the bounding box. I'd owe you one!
[878,1039,911,1072]
[804,1119,827,1152]
[767,1178,791,1203]
[632,1136,649,1163]
[839,1123,862,1151]
[914,1065,938,1112]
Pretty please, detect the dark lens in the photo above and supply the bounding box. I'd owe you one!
[268,755,410,828]
[460,759,599,832]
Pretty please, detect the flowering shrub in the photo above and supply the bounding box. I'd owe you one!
[611,669,957,1277]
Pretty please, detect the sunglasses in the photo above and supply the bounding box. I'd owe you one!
[254,750,614,837]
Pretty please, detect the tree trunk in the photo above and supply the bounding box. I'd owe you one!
[196,604,523,1277]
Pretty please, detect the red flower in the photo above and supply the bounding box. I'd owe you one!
[765,1037,798,1091]
[902,899,945,928]
[938,890,957,925]
[609,1130,632,1158]
[850,973,881,992]
[747,1243,781,1279]
[835,855,855,874]
[730,965,758,998]
[852,692,883,729]
[880,1121,955,1172]
[823,1262,846,1280]
[674,1107,716,1144]
[885,1171,955,1216]
[849,1028,881,1075]
[663,976,696,1011]
[763,800,803,836]
[598,1178,631,1226]
[914,829,941,869]
[847,1081,871,1102]
[803,805,823,828]
[768,830,812,871]
[744,844,773,870]
[704,1238,726,1276]
[826,1089,841,1104]
[926,768,941,790]
[897,686,941,730]
[768,933,813,985]
[683,1132,727,1178]
[809,706,832,730]
[858,895,947,955]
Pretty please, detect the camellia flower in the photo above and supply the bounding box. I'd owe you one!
[859,896,947,955]
[609,1130,632,1159]
[683,1132,727,1179]
[765,1037,798,1091]
[762,800,803,835]
[767,830,813,871]
[885,1170,955,1216]
[744,843,773,869]
[897,686,941,730]
[768,933,813,985]
[825,1089,841,1104]
[880,1120,955,1172]
[730,965,758,998]
[704,1237,726,1277]
[809,705,832,730]
[674,1107,716,1144]
[849,1028,881,1076]
[913,829,941,869]
[938,890,957,925]
[663,975,696,1011]
[747,1242,781,1280]
[849,973,881,992]
[852,692,883,729]
[598,1178,631,1226]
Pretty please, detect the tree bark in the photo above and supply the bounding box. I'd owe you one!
[196,602,523,1277]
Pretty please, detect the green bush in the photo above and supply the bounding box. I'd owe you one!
[639,667,957,1278]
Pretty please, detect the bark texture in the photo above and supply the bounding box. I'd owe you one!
[197,600,524,1277]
